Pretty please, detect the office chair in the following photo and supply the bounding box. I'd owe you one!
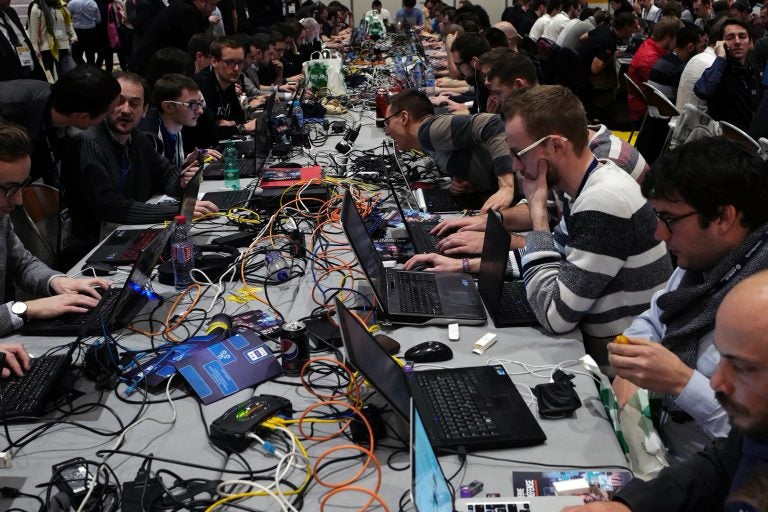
[718,120,760,156]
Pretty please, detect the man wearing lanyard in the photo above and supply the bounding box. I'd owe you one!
[0,0,45,81]
[608,137,768,461]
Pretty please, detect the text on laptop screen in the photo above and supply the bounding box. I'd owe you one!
[412,407,453,512]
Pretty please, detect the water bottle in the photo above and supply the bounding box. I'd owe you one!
[292,99,304,130]
[413,62,423,90]
[425,67,436,97]
[266,250,289,282]
[171,215,195,291]
[223,141,239,190]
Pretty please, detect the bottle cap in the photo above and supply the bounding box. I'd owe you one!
[174,215,186,224]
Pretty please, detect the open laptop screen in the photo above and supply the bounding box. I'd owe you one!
[477,212,508,307]
[179,166,203,223]
[411,403,453,512]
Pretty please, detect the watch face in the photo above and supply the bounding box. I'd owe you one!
[11,302,27,315]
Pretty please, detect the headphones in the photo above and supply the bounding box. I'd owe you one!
[157,244,241,285]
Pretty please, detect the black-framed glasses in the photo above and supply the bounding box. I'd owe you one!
[221,59,245,68]
[654,209,699,232]
[383,110,401,127]
[167,99,207,111]
[0,175,33,198]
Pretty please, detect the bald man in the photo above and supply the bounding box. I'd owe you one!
[493,21,520,51]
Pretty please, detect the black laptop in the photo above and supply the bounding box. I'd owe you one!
[340,190,486,326]
[336,298,545,452]
[479,213,539,328]
[86,167,202,265]
[22,222,174,336]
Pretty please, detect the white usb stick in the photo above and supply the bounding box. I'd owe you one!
[472,333,497,354]
[448,323,460,341]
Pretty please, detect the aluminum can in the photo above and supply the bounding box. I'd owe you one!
[280,321,309,375]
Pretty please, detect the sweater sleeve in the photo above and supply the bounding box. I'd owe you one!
[694,56,726,100]
[4,218,60,298]
[28,6,43,52]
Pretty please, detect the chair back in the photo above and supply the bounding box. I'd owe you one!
[16,184,62,266]
[644,82,680,119]
[624,72,646,102]
[718,120,760,156]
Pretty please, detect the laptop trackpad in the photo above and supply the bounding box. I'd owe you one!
[446,290,475,306]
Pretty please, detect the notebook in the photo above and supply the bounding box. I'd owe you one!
[336,298,545,452]
[410,403,580,512]
[86,167,202,265]
[22,222,174,336]
[479,213,538,328]
[340,190,486,326]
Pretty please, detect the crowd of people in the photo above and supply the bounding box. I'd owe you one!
[0,0,767,510]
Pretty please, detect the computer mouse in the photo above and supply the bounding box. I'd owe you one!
[404,341,453,363]
[81,262,117,276]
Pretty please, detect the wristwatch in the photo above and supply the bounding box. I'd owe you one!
[11,301,28,323]
[236,123,245,134]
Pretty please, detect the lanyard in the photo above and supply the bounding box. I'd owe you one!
[717,228,768,289]
[575,157,599,197]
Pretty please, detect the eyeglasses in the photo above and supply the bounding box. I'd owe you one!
[383,110,401,127]
[0,175,33,198]
[221,59,245,68]
[511,135,556,167]
[167,100,207,111]
[654,209,699,232]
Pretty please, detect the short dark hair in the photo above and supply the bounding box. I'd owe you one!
[211,36,245,59]
[477,47,515,68]
[388,89,435,121]
[712,0,730,16]
[114,71,151,104]
[188,33,214,59]
[546,0,563,14]
[661,0,682,17]
[403,0,416,7]
[503,85,589,153]
[152,73,200,107]
[642,137,768,230]
[145,47,191,88]
[250,32,276,52]
[675,24,703,49]
[731,0,751,13]
[483,27,508,48]
[372,0,382,6]
[613,12,638,29]
[451,32,490,62]
[487,52,539,86]
[712,17,752,41]
[49,65,121,118]
[652,15,683,40]
[0,122,32,162]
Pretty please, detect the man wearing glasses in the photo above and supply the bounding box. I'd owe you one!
[67,72,218,254]
[186,36,257,149]
[139,73,221,167]
[609,136,768,460]
[0,122,110,340]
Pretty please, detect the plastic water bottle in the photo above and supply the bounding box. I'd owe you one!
[223,141,239,190]
[266,250,289,282]
[413,62,423,90]
[171,215,195,291]
[425,67,436,96]
[292,99,304,130]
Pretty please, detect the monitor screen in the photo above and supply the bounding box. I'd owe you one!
[411,404,454,512]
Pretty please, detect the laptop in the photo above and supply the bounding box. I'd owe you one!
[479,213,538,328]
[340,189,486,326]
[336,298,545,452]
[202,157,265,179]
[22,222,174,336]
[410,403,580,512]
[86,167,203,265]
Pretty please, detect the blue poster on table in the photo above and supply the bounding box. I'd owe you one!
[175,331,283,404]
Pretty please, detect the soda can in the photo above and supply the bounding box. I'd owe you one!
[375,88,389,127]
[280,321,309,375]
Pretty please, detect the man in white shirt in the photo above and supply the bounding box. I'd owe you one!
[638,0,661,33]
[610,137,768,461]
[367,0,391,24]
[543,0,579,42]
[675,24,718,111]
[529,0,559,41]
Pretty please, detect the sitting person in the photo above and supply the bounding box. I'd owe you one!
[66,72,217,254]
[0,122,110,338]
[385,89,517,213]
[609,137,768,461]
[407,86,672,366]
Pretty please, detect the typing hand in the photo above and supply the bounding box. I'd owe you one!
[608,337,693,395]
[436,231,485,255]
[404,253,464,273]
[50,276,110,299]
[26,293,102,320]
[180,163,200,188]
[0,343,31,378]
[431,215,485,236]
[480,187,515,214]
[194,200,219,218]
[249,95,268,108]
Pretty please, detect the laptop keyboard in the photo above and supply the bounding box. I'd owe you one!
[408,221,441,252]
[397,272,443,315]
[424,189,461,212]
[54,287,122,328]
[120,230,160,262]
[0,355,68,418]
[466,502,533,511]
[203,159,258,179]
[414,371,499,441]
[203,189,252,210]
[500,283,536,319]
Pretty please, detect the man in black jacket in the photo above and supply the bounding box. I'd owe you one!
[0,0,46,81]
[564,270,768,511]
[129,0,215,75]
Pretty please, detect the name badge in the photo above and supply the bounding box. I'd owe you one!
[16,45,33,67]
[54,27,65,38]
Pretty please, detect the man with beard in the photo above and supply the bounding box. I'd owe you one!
[408,86,671,365]
[67,72,217,254]
[564,270,768,512]
[449,32,490,114]
[607,137,768,460]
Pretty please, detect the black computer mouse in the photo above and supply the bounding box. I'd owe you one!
[404,341,453,363]
[81,261,117,276]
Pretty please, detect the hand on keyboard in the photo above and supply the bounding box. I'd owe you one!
[405,253,466,273]
[0,343,31,378]
[27,293,102,320]
[431,215,486,237]
[194,199,219,218]
[50,276,111,299]
[436,231,485,255]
